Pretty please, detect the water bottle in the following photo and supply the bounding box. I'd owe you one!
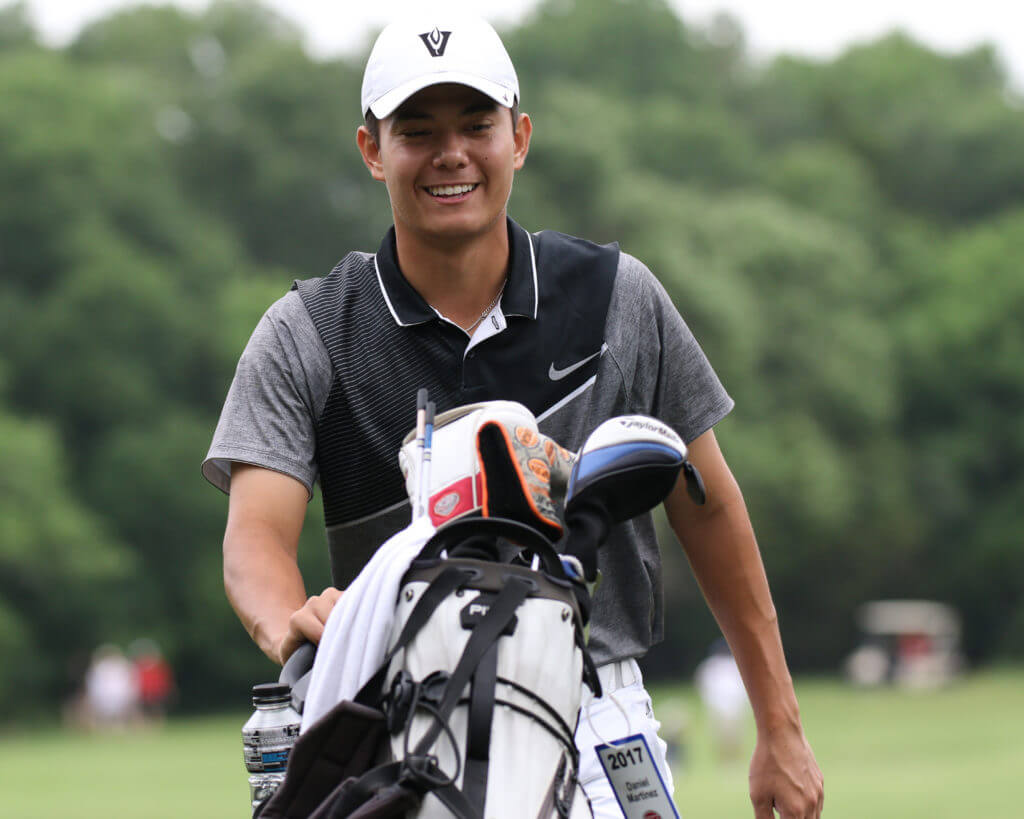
[242,682,301,814]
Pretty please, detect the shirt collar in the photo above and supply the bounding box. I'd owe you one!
[373,217,539,327]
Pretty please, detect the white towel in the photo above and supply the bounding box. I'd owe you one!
[300,515,435,731]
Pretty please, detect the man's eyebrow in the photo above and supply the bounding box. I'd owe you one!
[462,101,498,115]
[392,108,432,123]
[390,99,498,128]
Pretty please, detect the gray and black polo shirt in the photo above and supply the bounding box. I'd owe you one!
[204,217,733,665]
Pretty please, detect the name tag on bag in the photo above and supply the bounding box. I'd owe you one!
[594,733,679,819]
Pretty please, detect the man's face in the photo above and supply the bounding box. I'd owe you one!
[358,84,531,245]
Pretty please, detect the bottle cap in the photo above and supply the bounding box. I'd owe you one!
[251,682,291,706]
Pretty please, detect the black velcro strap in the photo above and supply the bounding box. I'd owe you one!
[462,642,499,811]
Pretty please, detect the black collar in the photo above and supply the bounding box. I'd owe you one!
[373,217,539,327]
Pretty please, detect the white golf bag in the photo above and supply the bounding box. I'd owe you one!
[258,400,699,819]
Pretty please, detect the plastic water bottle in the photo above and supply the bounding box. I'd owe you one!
[242,682,301,814]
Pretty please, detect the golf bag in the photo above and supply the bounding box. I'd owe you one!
[259,515,596,819]
[258,402,701,819]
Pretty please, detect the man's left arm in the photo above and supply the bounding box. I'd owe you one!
[664,428,824,819]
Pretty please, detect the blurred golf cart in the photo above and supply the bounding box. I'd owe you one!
[844,600,963,688]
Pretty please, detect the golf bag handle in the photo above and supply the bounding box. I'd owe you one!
[280,641,316,688]
[418,516,567,578]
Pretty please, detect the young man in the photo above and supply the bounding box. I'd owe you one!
[204,13,823,818]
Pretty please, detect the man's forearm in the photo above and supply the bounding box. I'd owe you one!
[664,443,803,733]
[670,487,801,732]
[224,463,314,664]
[224,527,308,663]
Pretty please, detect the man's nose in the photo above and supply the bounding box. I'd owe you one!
[432,130,469,169]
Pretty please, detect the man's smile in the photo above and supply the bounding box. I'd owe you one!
[424,183,479,199]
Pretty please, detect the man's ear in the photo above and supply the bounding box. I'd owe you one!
[512,112,532,171]
[356,125,386,181]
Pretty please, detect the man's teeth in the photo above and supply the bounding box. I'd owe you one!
[427,184,477,197]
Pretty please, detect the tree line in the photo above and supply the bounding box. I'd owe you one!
[1,0,1021,714]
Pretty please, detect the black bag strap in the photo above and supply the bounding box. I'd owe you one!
[462,642,499,811]
[355,565,475,707]
[412,576,532,756]
[429,782,482,819]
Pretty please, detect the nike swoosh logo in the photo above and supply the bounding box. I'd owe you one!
[548,343,608,381]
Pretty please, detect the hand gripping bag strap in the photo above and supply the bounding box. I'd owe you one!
[411,575,533,756]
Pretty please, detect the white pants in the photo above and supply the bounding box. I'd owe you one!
[575,659,675,817]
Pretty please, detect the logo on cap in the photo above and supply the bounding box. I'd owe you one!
[419,27,452,58]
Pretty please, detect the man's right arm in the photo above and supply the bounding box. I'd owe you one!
[224,463,341,666]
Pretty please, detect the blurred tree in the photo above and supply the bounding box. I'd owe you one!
[1,0,1022,716]
[0,408,133,710]
[0,1,36,51]
[899,210,1024,660]
[509,0,746,107]
[817,35,1024,222]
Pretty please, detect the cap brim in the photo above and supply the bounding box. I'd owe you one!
[367,71,516,118]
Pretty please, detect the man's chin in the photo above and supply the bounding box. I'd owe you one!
[411,212,505,245]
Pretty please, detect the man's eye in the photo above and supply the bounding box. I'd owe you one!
[403,130,429,137]
[469,123,493,132]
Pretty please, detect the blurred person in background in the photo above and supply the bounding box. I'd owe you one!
[82,644,138,731]
[129,638,175,724]
[696,638,750,763]
[204,10,823,817]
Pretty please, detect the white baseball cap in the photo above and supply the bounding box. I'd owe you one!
[361,14,519,119]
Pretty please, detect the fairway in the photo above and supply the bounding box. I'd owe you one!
[1,669,1021,818]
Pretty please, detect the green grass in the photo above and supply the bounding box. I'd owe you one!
[0,714,246,818]
[1,669,1021,817]
[650,667,1024,818]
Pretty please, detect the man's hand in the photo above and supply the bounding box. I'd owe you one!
[273,587,343,666]
[750,725,824,818]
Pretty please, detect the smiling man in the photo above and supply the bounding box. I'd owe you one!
[204,12,822,819]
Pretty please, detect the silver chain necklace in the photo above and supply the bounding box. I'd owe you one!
[464,277,507,334]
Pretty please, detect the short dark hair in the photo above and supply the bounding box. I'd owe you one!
[364,100,520,147]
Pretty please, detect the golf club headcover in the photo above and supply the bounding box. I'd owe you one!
[475,403,567,542]
[563,415,688,578]
[398,401,574,531]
